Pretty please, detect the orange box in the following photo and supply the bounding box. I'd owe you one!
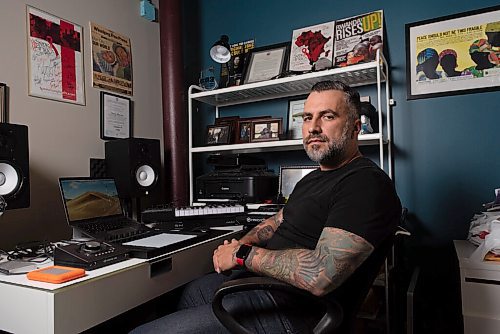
[27,265,85,284]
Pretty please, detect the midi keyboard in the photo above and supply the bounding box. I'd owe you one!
[142,203,247,231]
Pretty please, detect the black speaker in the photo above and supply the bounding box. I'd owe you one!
[105,138,160,198]
[0,123,30,210]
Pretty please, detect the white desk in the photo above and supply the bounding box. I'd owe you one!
[0,226,243,334]
[454,240,500,334]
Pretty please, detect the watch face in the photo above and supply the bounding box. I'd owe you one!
[236,244,252,261]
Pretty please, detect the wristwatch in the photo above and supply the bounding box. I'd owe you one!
[235,244,252,268]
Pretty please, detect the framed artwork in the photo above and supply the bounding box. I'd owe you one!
[287,98,306,139]
[27,6,85,105]
[91,22,133,96]
[242,42,289,84]
[405,5,500,100]
[251,118,282,142]
[206,125,231,145]
[290,21,335,72]
[100,92,131,140]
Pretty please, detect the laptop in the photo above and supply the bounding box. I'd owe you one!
[58,177,155,243]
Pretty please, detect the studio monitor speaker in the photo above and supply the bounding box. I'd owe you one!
[105,138,160,198]
[0,123,30,210]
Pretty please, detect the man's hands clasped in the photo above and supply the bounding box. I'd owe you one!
[213,239,241,273]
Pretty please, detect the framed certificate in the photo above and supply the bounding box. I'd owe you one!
[287,98,306,139]
[100,92,132,140]
[242,42,289,84]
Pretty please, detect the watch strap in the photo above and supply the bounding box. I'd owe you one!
[235,244,252,267]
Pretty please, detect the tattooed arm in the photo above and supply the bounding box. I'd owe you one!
[238,209,284,246]
[245,227,374,296]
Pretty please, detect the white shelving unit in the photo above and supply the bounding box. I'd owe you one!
[188,51,392,204]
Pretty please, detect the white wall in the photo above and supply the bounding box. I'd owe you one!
[0,0,163,248]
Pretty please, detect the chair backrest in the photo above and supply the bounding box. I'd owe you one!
[328,234,394,333]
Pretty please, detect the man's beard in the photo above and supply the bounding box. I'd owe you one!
[303,124,349,164]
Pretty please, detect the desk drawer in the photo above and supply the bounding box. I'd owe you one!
[461,278,500,319]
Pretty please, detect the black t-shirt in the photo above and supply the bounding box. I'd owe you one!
[265,157,401,327]
[266,157,401,251]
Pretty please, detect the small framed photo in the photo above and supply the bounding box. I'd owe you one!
[287,98,306,139]
[100,92,132,140]
[242,42,289,84]
[215,116,239,144]
[236,120,252,144]
[206,125,231,145]
[251,118,282,142]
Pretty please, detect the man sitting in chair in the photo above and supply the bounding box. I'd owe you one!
[130,80,401,334]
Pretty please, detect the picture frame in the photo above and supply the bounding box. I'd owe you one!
[206,125,231,145]
[100,92,132,140]
[215,116,239,144]
[251,118,282,142]
[0,83,6,122]
[27,6,85,105]
[287,98,306,139]
[242,42,289,84]
[405,5,500,100]
[236,120,252,144]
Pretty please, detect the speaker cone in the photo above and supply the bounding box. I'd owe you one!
[0,162,21,196]
[135,164,156,188]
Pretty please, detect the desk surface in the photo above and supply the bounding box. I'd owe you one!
[0,225,243,334]
[454,240,500,272]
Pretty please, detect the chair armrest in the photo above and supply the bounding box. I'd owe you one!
[212,276,343,334]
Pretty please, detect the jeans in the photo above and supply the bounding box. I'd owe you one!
[129,271,316,334]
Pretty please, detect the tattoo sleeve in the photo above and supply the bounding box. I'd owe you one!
[245,227,374,296]
[239,209,283,246]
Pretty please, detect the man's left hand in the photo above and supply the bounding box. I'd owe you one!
[213,239,240,273]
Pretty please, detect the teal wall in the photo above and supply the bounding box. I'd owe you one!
[182,1,500,331]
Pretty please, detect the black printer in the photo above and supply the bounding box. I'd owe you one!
[195,154,278,203]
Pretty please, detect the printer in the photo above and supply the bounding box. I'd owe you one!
[195,154,278,203]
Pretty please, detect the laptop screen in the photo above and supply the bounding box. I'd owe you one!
[279,165,318,201]
[59,178,123,223]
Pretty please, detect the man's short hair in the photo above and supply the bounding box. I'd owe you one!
[310,80,361,122]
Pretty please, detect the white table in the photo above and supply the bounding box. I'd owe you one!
[454,240,500,334]
[0,226,243,334]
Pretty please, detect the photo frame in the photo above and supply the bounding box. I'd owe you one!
[236,120,252,144]
[206,125,231,145]
[215,116,239,144]
[251,118,282,142]
[242,42,289,84]
[100,92,131,140]
[27,6,85,105]
[287,98,306,139]
[405,5,500,100]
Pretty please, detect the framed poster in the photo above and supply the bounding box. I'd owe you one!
[91,22,133,96]
[100,92,131,140]
[242,43,289,84]
[406,5,500,100]
[27,6,85,105]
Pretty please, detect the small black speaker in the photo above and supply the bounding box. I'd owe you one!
[0,123,30,210]
[105,138,160,198]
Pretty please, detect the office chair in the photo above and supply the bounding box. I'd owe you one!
[212,208,408,334]
[212,234,395,334]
